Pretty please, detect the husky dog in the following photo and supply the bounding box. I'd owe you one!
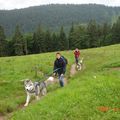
[24,79,47,106]
[76,58,84,71]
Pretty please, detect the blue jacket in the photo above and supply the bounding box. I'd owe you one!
[54,57,66,75]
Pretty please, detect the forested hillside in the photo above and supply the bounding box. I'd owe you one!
[0,17,120,57]
[0,4,120,36]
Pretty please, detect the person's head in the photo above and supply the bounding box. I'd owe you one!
[56,52,61,59]
[75,48,79,51]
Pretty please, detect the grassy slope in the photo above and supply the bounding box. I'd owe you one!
[0,44,120,120]
[0,51,73,115]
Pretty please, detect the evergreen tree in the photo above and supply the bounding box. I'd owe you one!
[51,32,59,51]
[59,26,68,50]
[45,29,52,52]
[7,38,14,56]
[87,20,99,48]
[12,25,24,56]
[32,32,39,53]
[112,16,120,44]
[24,33,33,54]
[32,26,45,53]
[75,25,88,49]
[101,23,111,46]
[68,23,75,50]
[0,25,6,56]
[23,38,28,55]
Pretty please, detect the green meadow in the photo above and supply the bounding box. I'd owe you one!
[0,44,120,120]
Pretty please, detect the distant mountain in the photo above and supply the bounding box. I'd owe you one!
[0,4,120,36]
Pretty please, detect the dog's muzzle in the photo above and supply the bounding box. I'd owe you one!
[26,88,35,93]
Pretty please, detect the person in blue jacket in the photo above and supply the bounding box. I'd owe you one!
[53,52,67,87]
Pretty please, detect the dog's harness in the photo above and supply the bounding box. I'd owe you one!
[26,68,61,95]
[27,82,46,95]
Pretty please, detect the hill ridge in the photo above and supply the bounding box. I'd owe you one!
[0,4,120,36]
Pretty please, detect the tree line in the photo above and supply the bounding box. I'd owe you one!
[0,17,120,57]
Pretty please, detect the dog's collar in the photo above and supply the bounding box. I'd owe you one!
[27,88,35,93]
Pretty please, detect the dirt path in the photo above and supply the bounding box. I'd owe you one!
[110,67,120,70]
[70,64,77,77]
[0,116,4,120]
[63,64,77,85]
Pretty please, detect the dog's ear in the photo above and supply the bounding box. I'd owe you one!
[24,79,30,84]
[29,80,33,83]
[24,80,27,85]
[24,81,26,85]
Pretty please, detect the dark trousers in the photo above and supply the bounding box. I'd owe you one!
[75,57,79,64]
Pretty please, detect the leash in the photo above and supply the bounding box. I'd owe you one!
[36,68,62,82]
[27,68,62,95]
[45,68,62,77]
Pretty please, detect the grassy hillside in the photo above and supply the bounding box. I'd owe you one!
[0,44,120,120]
[0,51,73,116]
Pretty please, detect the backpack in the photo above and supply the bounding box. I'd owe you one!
[61,56,68,65]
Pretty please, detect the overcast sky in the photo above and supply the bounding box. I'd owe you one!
[0,0,120,10]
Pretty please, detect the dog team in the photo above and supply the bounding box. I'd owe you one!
[24,48,82,106]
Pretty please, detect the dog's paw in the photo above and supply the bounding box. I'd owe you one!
[36,96,40,100]
[24,103,28,107]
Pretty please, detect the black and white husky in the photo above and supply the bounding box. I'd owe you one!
[76,58,84,71]
[24,79,47,106]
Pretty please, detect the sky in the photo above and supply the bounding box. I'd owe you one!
[0,0,120,10]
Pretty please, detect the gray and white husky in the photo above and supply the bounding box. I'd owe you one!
[24,79,47,106]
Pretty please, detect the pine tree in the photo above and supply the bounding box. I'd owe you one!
[24,33,33,54]
[87,20,99,48]
[45,29,52,52]
[51,32,59,51]
[112,16,120,44]
[12,25,24,56]
[32,26,45,53]
[7,38,14,56]
[32,32,39,53]
[101,23,111,46]
[0,25,6,57]
[23,38,28,55]
[68,23,75,50]
[74,25,87,49]
[59,26,68,50]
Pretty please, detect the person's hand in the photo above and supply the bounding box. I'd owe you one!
[53,73,56,76]
[61,74,64,77]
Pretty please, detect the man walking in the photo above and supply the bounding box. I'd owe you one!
[53,52,67,87]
